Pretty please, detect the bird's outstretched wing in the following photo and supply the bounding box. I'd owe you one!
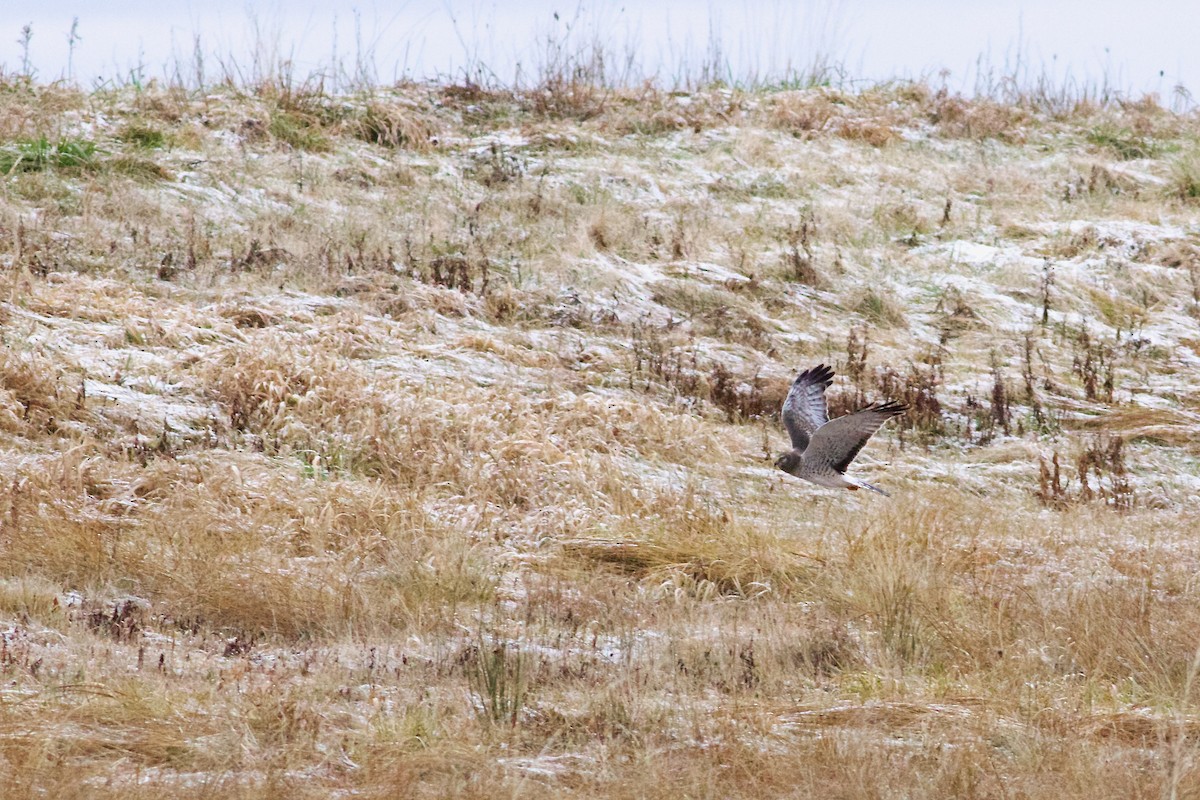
[781,364,835,452]
[806,401,906,473]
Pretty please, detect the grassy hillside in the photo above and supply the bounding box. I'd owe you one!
[1,73,1199,797]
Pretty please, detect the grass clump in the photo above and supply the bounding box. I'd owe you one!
[1086,124,1159,159]
[0,134,167,181]
[565,487,810,600]
[767,91,837,136]
[1168,149,1200,203]
[269,109,330,151]
[107,155,171,181]
[850,287,908,328]
[466,630,532,728]
[117,123,168,149]
[0,136,99,174]
[928,95,1027,141]
[348,101,437,150]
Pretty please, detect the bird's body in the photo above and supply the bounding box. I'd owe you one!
[774,364,906,496]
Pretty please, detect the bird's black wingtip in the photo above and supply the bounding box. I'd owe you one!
[796,363,836,386]
[867,400,908,416]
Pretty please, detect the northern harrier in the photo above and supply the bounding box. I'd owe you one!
[774,364,906,496]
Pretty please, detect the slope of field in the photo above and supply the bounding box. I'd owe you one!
[1,76,1199,797]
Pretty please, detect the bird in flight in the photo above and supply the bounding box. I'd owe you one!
[774,364,906,496]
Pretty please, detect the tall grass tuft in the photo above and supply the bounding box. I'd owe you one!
[0,136,98,174]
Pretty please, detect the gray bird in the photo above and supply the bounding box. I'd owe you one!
[774,364,906,496]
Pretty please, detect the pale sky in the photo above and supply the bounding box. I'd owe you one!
[0,1,1194,102]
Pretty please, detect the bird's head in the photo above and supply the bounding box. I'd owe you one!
[774,451,801,474]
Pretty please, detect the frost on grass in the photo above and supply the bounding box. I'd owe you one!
[1,79,1200,797]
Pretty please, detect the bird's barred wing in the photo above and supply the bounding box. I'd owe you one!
[781,364,835,452]
[807,401,906,473]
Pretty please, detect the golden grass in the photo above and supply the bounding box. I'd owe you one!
[0,450,491,638]
[1080,406,1200,451]
[1,76,1200,797]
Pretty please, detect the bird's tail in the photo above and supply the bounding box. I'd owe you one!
[847,477,890,497]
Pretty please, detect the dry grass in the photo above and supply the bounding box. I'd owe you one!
[1,73,1200,797]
